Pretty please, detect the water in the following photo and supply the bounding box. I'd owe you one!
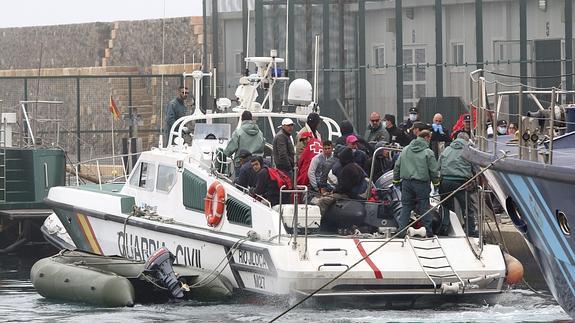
[1,254,571,323]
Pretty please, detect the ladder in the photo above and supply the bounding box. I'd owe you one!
[406,235,465,294]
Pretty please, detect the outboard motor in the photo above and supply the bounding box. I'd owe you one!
[322,200,366,232]
[143,247,184,299]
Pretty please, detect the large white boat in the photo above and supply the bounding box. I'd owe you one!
[44,55,511,300]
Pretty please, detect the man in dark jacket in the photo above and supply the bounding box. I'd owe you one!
[393,130,440,237]
[273,118,295,178]
[399,107,420,132]
[384,114,410,147]
[234,149,256,189]
[251,156,280,206]
[452,113,472,139]
[164,86,189,145]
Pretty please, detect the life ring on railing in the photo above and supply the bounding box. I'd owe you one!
[205,181,226,227]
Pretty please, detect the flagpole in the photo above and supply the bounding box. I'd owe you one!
[111,110,116,179]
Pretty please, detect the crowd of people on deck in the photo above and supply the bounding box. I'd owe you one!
[214,106,520,236]
[166,86,515,237]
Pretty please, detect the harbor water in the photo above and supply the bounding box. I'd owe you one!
[0,253,570,323]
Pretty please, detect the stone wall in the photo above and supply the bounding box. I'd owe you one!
[0,23,110,69]
[108,17,202,68]
[0,17,203,70]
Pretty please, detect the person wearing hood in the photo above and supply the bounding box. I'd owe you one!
[224,110,265,168]
[438,132,477,237]
[296,112,322,158]
[335,148,368,199]
[335,120,355,147]
[364,112,390,143]
[393,130,440,238]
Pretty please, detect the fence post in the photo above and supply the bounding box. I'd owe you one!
[76,77,81,165]
[128,76,133,138]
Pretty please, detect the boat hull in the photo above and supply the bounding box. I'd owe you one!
[464,147,575,318]
[46,192,507,298]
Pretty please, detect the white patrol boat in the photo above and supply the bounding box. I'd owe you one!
[45,54,513,300]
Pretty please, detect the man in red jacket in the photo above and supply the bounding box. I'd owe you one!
[296,132,322,186]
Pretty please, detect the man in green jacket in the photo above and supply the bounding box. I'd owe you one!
[393,130,439,237]
[438,132,477,236]
[224,110,265,169]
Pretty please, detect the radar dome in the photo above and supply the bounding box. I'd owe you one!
[288,79,313,106]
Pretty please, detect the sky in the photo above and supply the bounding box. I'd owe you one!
[0,0,203,28]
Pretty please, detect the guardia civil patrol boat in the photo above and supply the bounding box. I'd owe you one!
[44,55,513,301]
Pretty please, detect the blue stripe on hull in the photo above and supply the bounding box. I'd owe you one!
[494,171,575,318]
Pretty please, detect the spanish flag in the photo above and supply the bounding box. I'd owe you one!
[109,95,120,120]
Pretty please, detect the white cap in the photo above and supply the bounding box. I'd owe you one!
[278,118,294,128]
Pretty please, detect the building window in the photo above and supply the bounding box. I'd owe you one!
[403,47,426,112]
[452,43,464,66]
[374,46,385,68]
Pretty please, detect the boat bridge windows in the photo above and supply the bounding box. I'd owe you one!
[156,165,177,193]
[129,161,156,192]
[193,123,230,141]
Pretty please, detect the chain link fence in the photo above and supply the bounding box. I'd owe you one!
[0,74,185,166]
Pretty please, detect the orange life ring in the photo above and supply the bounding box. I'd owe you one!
[205,181,226,227]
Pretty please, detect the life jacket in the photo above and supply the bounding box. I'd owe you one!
[267,167,293,190]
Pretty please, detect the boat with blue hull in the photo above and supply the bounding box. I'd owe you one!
[464,71,575,318]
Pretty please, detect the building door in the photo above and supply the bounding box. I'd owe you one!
[535,39,561,105]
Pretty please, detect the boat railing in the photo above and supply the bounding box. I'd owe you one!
[469,69,575,165]
[68,152,140,188]
[278,185,309,257]
[366,144,403,200]
[0,100,65,149]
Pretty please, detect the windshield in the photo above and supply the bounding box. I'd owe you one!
[193,123,231,140]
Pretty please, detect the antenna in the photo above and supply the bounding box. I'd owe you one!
[282,0,290,107]
[246,4,251,60]
[159,0,167,147]
[313,34,320,110]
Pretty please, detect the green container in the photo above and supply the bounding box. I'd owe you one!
[0,148,65,208]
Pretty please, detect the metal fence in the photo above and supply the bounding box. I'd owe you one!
[0,74,186,164]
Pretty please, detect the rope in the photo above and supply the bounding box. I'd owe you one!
[270,153,508,322]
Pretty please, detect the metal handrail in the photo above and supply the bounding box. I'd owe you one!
[278,185,309,258]
[71,151,140,186]
[366,145,403,200]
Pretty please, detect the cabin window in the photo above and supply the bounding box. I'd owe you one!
[182,169,207,211]
[156,165,177,192]
[129,161,156,191]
